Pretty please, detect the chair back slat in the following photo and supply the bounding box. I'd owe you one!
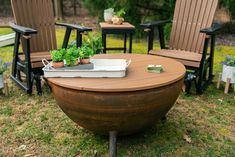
[11,0,57,52]
[169,0,218,53]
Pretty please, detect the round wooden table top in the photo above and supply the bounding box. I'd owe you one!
[47,54,186,92]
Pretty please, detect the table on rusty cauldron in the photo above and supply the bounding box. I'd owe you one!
[47,54,185,157]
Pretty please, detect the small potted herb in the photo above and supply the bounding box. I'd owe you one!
[0,59,11,89]
[65,46,79,66]
[51,48,66,68]
[79,45,94,64]
[221,55,235,84]
[112,9,126,25]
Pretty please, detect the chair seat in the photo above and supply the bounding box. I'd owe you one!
[149,49,210,68]
[19,51,51,68]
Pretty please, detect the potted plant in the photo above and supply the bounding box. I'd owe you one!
[84,32,103,54]
[65,46,79,66]
[221,55,235,86]
[51,48,66,68]
[112,9,126,25]
[79,45,94,64]
[0,59,10,89]
[104,8,114,23]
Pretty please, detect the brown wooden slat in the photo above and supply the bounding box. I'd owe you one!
[149,49,210,68]
[175,0,192,50]
[190,0,208,52]
[150,50,206,62]
[185,0,202,52]
[172,0,187,50]
[198,0,218,51]
[169,0,182,49]
[181,0,197,50]
[18,51,51,68]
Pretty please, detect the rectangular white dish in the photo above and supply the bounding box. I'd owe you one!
[42,59,131,78]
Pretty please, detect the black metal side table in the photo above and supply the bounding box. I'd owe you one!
[100,22,135,54]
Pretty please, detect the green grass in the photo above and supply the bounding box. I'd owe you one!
[0,28,234,157]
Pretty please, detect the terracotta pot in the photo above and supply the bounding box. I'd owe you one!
[73,60,79,66]
[52,61,64,68]
[112,16,124,25]
[80,58,90,64]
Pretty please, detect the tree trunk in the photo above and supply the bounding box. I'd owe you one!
[74,0,77,16]
[54,0,63,20]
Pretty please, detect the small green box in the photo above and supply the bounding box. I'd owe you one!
[147,65,164,73]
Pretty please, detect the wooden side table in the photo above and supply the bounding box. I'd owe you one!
[100,22,135,54]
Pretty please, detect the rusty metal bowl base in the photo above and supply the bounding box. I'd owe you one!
[50,79,183,136]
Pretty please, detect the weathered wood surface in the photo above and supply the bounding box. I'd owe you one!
[48,54,185,135]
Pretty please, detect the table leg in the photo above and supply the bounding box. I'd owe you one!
[124,33,127,53]
[217,73,222,89]
[102,32,107,54]
[109,131,117,157]
[76,30,82,47]
[224,78,231,94]
[129,33,133,54]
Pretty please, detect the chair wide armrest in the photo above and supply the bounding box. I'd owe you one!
[140,20,171,28]
[200,23,222,35]
[9,22,37,35]
[56,22,92,32]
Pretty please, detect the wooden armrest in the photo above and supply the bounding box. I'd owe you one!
[56,22,92,32]
[9,22,37,35]
[200,23,222,35]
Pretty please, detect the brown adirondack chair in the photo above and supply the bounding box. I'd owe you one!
[9,0,91,95]
[141,0,221,94]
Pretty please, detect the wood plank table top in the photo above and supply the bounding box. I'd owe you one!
[47,54,186,92]
[99,22,135,29]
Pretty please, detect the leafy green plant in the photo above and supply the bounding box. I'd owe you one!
[51,48,66,62]
[114,9,126,17]
[0,59,11,74]
[83,32,103,54]
[65,46,79,66]
[78,45,94,59]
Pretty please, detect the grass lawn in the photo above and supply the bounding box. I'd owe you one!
[0,28,234,157]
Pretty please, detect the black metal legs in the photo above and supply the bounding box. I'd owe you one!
[10,33,43,95]
[129,33,133,54]
[102,33,107,54]
[124,33,127,53]
[101,31,134,54]
[62,28,72,48]
[109,131,117,157]
[34,73,42,95]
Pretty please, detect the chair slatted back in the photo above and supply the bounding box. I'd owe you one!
[169,0,218,53]
[11,0,57,52]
